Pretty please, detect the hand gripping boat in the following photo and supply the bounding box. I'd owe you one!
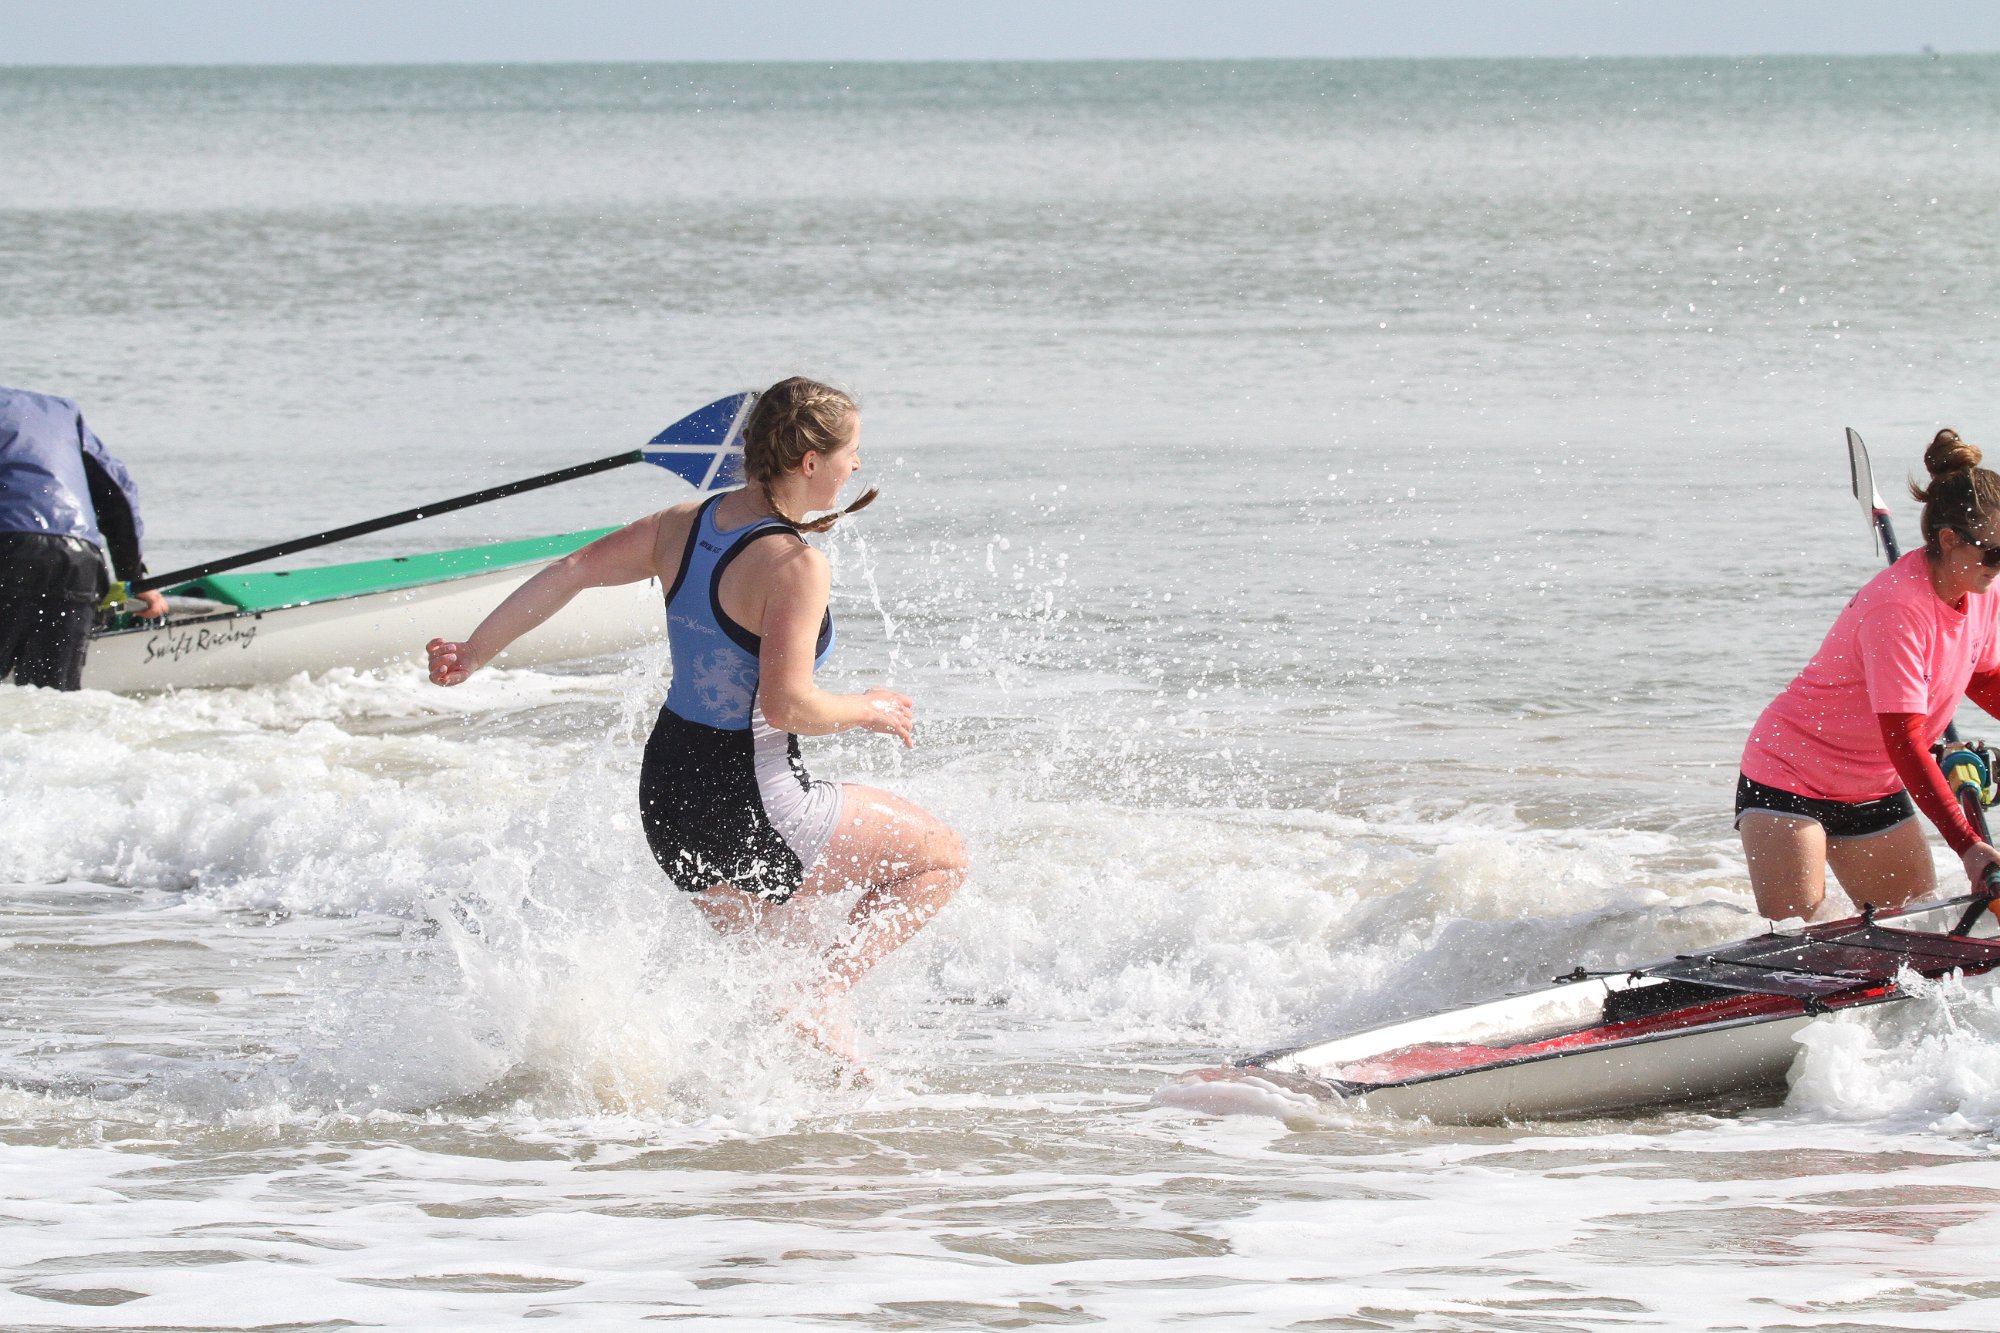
[1168,744,2000,1124]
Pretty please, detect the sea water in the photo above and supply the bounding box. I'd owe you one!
[5,56,2000,1329]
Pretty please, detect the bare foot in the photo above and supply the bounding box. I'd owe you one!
[788,1005,873,1087]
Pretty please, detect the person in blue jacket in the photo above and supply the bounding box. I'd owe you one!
[0,385,167,690]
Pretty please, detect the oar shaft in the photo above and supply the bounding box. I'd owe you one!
[1873,510,1902,562]
[132,450,643,593]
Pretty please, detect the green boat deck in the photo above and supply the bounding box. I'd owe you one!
[170,527,615,613]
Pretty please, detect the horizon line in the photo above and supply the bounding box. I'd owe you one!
[0,48,1990,72]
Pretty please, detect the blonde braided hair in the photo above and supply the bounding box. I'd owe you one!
[741,377,878,534]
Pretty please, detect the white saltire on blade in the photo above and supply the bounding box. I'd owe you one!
[642,391,757,491]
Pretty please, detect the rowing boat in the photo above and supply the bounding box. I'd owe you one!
[72,391,758,693]
[1161,896,2000,1124]
[82,528,660,693]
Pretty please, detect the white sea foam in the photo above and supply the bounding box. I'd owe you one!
[1788,971,2000,1132]
[3,657,1752,1134]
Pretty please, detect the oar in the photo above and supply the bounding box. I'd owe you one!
[1848,426,1903,561]
[1854,427,2000,927]
[1851,429,1957,746]
[113,391,755,600]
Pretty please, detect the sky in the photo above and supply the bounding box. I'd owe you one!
[4,0,1998,66]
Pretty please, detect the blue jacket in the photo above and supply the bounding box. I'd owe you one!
[0,385,148,579]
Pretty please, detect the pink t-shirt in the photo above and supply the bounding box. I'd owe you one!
[1742,550,2000,801]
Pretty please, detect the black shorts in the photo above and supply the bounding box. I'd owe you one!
[0,533,107,691]
[637,706,840,904]
[1734,772,1917,840]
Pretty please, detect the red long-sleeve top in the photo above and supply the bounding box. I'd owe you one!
[1877,668,2000,854]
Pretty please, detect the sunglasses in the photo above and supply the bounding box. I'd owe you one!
[1956,530,2000,567]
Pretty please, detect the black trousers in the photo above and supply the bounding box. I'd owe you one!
[0,533,108,691]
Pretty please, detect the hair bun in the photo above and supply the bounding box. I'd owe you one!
[1926,427,1982,477]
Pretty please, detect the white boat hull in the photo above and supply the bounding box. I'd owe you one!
[1165,899,1994,1125]
[1199,980,1816,1124]
[81,563,662,693]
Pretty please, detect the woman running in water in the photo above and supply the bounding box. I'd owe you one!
[1738,428,2000,920]
[426,378,968,1067]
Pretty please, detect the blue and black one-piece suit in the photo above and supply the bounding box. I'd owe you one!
[639,494,842,901]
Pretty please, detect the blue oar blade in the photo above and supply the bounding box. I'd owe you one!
[643,391,757,491]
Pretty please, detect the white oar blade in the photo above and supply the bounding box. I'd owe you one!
[1847,426,1885,554]
[643,391,757,491]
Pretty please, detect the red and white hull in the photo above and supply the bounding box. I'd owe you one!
[1163,898,1999,1124]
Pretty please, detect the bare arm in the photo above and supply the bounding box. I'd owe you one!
[756,542,914,746]
[427,512,667,685]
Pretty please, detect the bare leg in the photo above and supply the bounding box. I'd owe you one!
[690,881,780,936]
[681,785,967,1073]
[791,784,969,999]
[686,875,870,1072]
[1742,810,1936,920]
[1825,818,1935,913]
[1740,810,1829,921]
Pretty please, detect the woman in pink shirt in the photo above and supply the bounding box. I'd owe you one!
[1740,430,2000,920]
